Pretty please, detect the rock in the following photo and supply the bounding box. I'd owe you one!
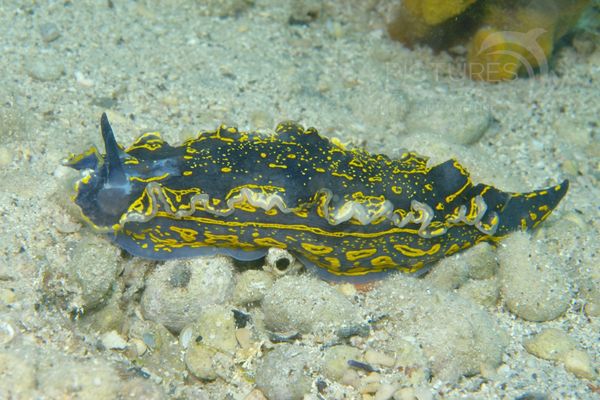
[126,319,185,372]
[385,337,430,384]
[233,270,274,305]
[261,275,362,335]
[39,22,61,43]
[405,97,490,145]
[26,57,64,81]
[524,329,596,380]
[523,328,576,361]
[44,236,120,311]
[498,232,572,322]
[182,305,238,381]
[185,342,219,381]
[457,278,500,307]
[364,349,396,368]
[0,350,36,399]
[366,275,507,382]
[255,344,317,400]
[0,320,16,345]
[141,256,235,332]
[185,305,238,354]
[562,349,596,380]
[322,345,362,381]
[38,355,121,399]
[100,330,129,350]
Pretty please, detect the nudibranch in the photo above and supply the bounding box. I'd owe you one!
[64,113,568,281]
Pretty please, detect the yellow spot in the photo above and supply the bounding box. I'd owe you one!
[391,186,403,195]
[345,248,377,261]
[301,243,334,255]
[265,208,278,216]
[287,154,296,159]
[268,163,287,169]
[221,167,232,173]
[529,212,538,221]
[315,167,326,173]
[260,152,267,158]
[368,176,382,183]
[183,171,193,176]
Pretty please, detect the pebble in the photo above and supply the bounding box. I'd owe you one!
[364,349,396,368]
[524,329,596,379]
[233,270,274,305]
[184,341,218,381]
[405,97,491,145]
[0,321,16,345]
[366,275,507,382]
[498,232,572,322]
[182,305,238,381]
[261,275,363,335]
[523,328,576,361]
[562,349,596,380]
[39,22,61,43]
[100,330,129,350]
[322,345,362,381]
[26,58,64,81]
[385,337,430,384]
[457,278,500,307]
[38,355,121,399]
[0,349,37,398]
[374,383,399,400]
[255,344,316,400]
[186,304,238,354]
[141,256,235,332]
[55,236,120,310]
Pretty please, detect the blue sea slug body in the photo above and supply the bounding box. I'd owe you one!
[64,113,568,281]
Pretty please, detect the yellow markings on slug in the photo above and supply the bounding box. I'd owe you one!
[169,226,198,242]
[268,163,287,169]
[391,186,403,195]
[445,178,471,203]
[331,172,353,180]
[393,243,441,258]
[445,243,461,256]
[345,248,377,261]
[301,243,334,255]
[254,237,287,248]
[324,257,341,269]
[371,255,395,268]
[264,208,278,216]
[129,173,170,183]
[221,167,232,173]
[183,171,193,176]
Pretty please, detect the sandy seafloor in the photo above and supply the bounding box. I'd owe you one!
[0,1,599,399]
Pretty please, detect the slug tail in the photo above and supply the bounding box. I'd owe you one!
[494,179,569,237]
